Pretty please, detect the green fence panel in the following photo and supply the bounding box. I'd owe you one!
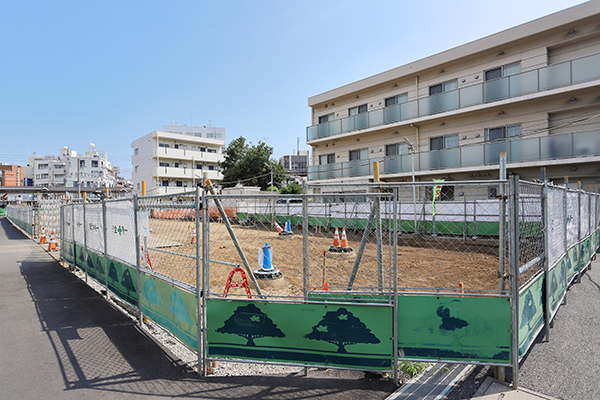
[106,258,138,306]
[519,274,545,359]
[207,300,393,370]
[86,250,106,283]
[139,272,198,350]
[548,255,567,318]
[567,245,579,283]
[397,295,511,363]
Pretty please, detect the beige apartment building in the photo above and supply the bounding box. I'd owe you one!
[306,1,600,198]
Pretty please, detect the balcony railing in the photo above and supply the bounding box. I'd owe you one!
[307,129,600,180]
[307,52,600,141]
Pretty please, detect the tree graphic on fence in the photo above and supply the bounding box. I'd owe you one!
[108,261,118,284]
[304,307,380,353]
[143,277,162,309]
[216,303,285,346]
[168,290,193,328]
[121,269,135,296]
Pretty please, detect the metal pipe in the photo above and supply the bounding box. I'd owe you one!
[509,174,520,390]
[133,195,143,325]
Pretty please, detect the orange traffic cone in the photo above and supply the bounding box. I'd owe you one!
[39,227,47,244]
[340,228,349,248]
[191,228,196,244]
[333,228,340,247]
[48,231,57,251]
[274,221,284,233]
[323,282,329,291]
[458,282,464,296]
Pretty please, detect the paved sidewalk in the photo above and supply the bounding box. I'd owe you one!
[472,377,559,400]
[0,217,396,400]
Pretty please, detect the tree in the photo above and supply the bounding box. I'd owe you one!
[216,303,285,346]
[121,269,135,296]
[280,182,302,195]
[142,277,162,309]
[168,290,193,327]
[220,137,287,190]
[108,261,118,284]
[304,308,380,353]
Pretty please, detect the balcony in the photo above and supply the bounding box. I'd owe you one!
[307,52,600,141]
[153,166,222,181]
[307,129,600,180]
[153,147,223,163]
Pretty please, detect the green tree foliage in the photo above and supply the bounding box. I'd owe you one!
[279,182,302,195]
[304,308,380,353]
[220,137,286,190]
[216,303,285,346]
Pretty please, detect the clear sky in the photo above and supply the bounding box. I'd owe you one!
[0,0,587,178]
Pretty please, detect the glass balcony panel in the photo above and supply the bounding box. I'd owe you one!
[459,84,482,108]
[573,130,600,156]
[329,119,342,136]
[540,134,573,159]
[369,108,384,128]
[485,141,510,164]
[402,153,418,172]
[419,150,440,170]
[307,125,318,140]
[509,70,539,97]
[461,144,484,167]
[307,166,318,180]
[483,77,509,102]
[400,100,419,120]
[355,113,368,130]
[341,115,355,133]
[384,104,400,124]
[345,160,371,177]
[572,53,600,83]
[438,90,459,112]
[511,137,540,162]
[539,62,571,90]
[383,157,402,174]
[438,147,460,168]
[317,122,329,138]
[418,96,438,116]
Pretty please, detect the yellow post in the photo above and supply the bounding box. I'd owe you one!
[373,161,380,183]
[83,192,87,201]
[141,181,146,196]
[105,187,109,199]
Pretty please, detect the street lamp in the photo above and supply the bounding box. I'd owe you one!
[264,162,274,192]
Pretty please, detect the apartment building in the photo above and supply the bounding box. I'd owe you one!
[0,164,24,186]
[26,145,118,188]
[280,150,309,176]
[131,124,226,195]
[307,1,600,198]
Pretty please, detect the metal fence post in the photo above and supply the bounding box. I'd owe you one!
[499,153,507,293]
[509,174,520,390]
[133,195,143,326]
[102,199,109,300]
[577,182,582,283]
[542,175,550,341]
[392,187,399,385]
[195,186,203,376]
[201,180,210,376]
[83,200,88,283]
[72,203,77,271]
[563,178,568,305]
[302,180,309,301]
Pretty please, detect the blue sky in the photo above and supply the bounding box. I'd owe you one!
[0,0,586,178]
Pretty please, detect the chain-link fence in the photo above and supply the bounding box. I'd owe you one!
[6,204,34,236]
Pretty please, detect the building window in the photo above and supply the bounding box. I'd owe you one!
[215,133,222,138]
[174,144,179,149]
[158,143,169,148]
[385,93,409,107]
[134,165,139,173]
[176,181,183,187]
[159,162,170,167]
[207,149,217,153]
[349,148,368,161]
[385,143,409,156]
[191,146,196,151]
[137,183,140,190]
[92,160,99,168]
[429,79,458,96]
[38,164,48,169]
[161,180,169,187]
[485,124,522,141]
[426,185,455,201]
[489,187,498,199]
[208,165,215,171]
[319,153,335,165]
[485,62,521,81]
[207,133,214,138]
[348,104,368,116]
[319,113,334,124]
[174,162,179,168]
[196,163,202,169]
[134,148,139,155]
[79,160,85,168]
[430,134,458,150]
[200,147,206,152]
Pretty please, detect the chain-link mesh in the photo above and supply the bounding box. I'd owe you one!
[105,199,137,267]
[7,205,34,235]
[516,181,544,288]
[84,202,105,254]
[62,205,73,242]
[581,194,590,238]
[547,185,565,269]
[137,192,197,285]
[73,204,85,246]
[566,191,580,248]
[38,199,62,240]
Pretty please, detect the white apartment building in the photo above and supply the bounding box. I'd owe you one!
[131,124,226,195]
[306,1,600,198]
[162,121,226,142]
[27,145,118,188]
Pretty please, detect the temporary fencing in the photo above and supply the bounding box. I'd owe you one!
[11,176,596,387]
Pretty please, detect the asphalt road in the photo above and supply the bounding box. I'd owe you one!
[0,217,396,400]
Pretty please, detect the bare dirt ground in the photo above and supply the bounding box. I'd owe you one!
[145,218,501,298]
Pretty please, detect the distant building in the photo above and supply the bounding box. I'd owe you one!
[0,164,24,186]
[306,2,600,195]
[280,150,309,176]
[26,145,120,188]
[131,123,226,196]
